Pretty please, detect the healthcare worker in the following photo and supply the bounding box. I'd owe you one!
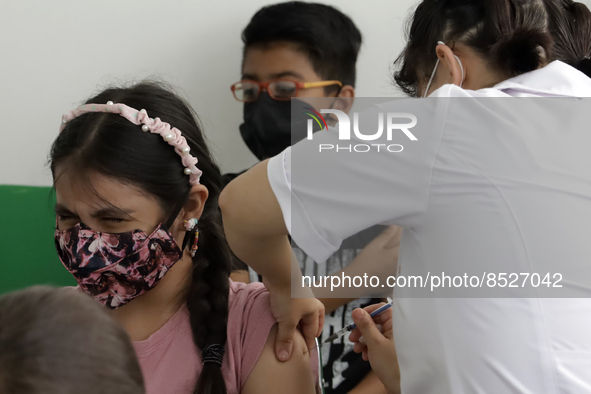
[220,0,591,393]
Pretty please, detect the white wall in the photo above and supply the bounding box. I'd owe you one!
[1,0,590,186]
[0,0,415,186]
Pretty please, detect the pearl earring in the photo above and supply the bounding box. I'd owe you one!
[184,218,198,231]
[183,218,199,257]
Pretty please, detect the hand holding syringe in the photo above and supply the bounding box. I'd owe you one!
[348,298,400,394]
[306,297,393,353]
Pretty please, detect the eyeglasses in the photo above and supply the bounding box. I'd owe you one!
[231,79,342,103]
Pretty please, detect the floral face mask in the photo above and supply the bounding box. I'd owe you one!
[54,221,183,309]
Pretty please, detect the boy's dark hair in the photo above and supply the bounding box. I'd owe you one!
[0,286,145,394]
[242,1,362,88]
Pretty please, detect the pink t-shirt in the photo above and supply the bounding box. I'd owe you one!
[132,280,276,394]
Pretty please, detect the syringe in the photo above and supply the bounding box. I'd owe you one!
[306,297,393,353]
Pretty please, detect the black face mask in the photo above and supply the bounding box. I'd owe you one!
[239,93,328,161]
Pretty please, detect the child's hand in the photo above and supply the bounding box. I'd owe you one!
[349,303,400,394]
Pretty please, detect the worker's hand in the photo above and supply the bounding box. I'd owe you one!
[266,281,325,361]
[349,303,400,394]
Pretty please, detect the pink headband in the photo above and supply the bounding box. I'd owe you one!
[59,101,202,185]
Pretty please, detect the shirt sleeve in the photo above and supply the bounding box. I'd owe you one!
[267,97,449,263]
[232,282,277,388]
[231,281,320,389]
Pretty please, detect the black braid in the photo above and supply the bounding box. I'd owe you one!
[187,188,231,394]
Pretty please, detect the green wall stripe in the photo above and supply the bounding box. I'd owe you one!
[0,185,76,294]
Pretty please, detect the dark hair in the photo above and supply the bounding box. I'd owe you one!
[242,1,362,89]
[395,0,555,96]
[0,286,144,394]
[544,0,591,77]
[49,82,232,394]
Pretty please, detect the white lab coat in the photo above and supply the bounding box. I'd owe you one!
[267,61,591,393]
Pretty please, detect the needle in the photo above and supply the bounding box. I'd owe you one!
[305,297,393,354]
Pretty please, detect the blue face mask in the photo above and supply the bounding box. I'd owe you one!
[423,41,465,97]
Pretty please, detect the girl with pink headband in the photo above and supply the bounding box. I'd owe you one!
[50,81,318,394]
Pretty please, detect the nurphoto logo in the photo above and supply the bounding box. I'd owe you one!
[304,108,418,153]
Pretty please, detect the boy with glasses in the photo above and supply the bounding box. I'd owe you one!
[227,1,357,164]
[225,2,397,393]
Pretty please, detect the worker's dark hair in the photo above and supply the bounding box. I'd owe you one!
[544,0,591,77]
[242,1,362,89]
[395,0,555,96]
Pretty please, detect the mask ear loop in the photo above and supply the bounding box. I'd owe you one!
[423,41,464,97]
[164,194,189,230]
[325,85,343,124]
[454,54,464,88]
[162,191,195,255]
[423,57,440,98]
